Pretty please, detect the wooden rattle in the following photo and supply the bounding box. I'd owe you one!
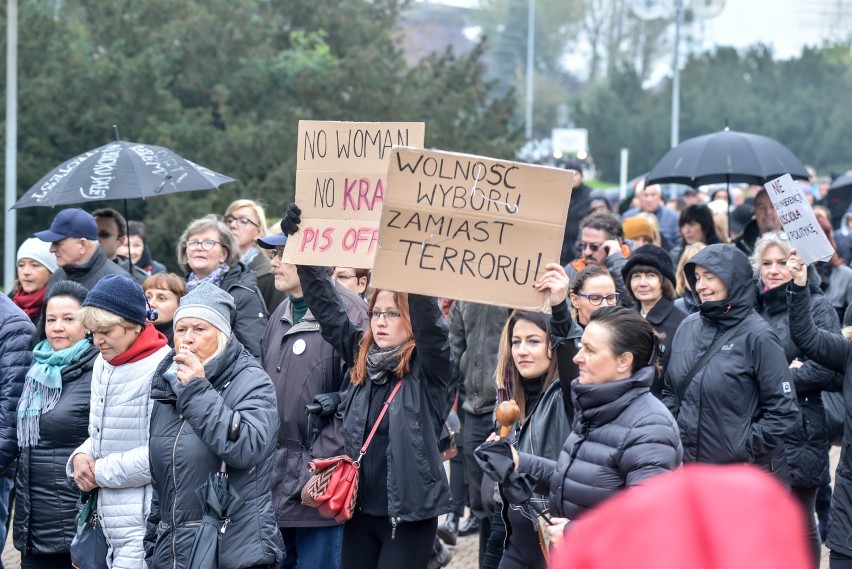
[496,400,520,438]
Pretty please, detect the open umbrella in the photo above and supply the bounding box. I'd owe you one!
[645,128,809,187]
[13,136,235,209]
[187,411,243,569]
[825,174,852,229]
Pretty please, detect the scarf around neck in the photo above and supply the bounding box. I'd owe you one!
[108,323,168,366]
[18,338,92,448]
[186,262,230,292]
[240,247,260,266]
[366,344,404,386]
[13,287,46,319]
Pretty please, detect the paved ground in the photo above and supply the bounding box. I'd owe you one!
[1,447,840,568]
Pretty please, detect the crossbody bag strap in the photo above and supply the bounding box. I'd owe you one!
[356,380,403,464]
[675,323,743,404]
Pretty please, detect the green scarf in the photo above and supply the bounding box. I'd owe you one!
[17,338,91,448]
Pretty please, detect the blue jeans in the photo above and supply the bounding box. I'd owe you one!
[279,525,343,569]
[0,474,15,569]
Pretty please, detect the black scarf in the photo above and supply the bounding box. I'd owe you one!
[366,344,403,385]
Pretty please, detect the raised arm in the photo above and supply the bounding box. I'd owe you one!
[791,292,843,395]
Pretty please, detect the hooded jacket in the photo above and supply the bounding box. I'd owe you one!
[145,336,283,568]
[217,261,269,358]
[661,244,799,476]
[297,265,453,526]
[519,366,682,520]
[757,283,840,488]
[14,344,98,554]
[260,282,368,528]
[787,281,852,557]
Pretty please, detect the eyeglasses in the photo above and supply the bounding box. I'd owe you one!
[186,239,222,251]
[97,231,116,239]
[577,241,603,253]
[225,215,260,228]
[269,248,284,259]
[761,231,790,241]
[575,292,620,306]
[368,310,402,321]
[335,274,358,281]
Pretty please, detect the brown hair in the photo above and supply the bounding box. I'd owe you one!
[350,289,416,386]
[569,265,615,322]
[494,310,559,422]
[142,272,187,298]
[625,264,677,300]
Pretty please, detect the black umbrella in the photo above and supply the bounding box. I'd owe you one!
[646,128,810,187]
[187,411,244,569]
[13,128,235,209]
[474,439,551,521]
[825,174,852,229]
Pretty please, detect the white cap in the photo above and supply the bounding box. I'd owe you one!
[17,238,58,273]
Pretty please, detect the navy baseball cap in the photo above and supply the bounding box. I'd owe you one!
[256,232,288,249]
[35,208,98,242]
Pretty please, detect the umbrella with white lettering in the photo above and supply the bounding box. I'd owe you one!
[13,132,235,209]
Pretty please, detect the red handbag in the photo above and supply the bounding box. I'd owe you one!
[301,380,402,522]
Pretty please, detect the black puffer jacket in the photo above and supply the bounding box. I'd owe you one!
[297,265,453,525]
[758,283,840,488]
[217,262,269,358]
[0,295,36,475]
[144,337,283,568]
[519,367,682,520]
[13,343,98,554]
[662,245,799,476]
[787,282,852,557]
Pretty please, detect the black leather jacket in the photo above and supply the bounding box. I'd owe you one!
[297,265,454,525]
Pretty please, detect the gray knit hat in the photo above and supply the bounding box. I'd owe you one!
[173,282,235,336]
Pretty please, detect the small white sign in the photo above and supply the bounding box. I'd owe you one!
[763,173,834,265]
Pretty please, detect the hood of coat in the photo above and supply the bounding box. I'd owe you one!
[571,366,654,427]
[218,261,259,292]
[685,244,754,326]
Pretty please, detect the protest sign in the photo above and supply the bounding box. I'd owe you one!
[283,121,426,267]
[370,147,575,311]
[764,173,834,265]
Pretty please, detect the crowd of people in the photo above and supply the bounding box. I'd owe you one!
[0,161,848,569]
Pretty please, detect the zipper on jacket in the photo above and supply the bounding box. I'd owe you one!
[171,419,186,569]
[390,517,398,540]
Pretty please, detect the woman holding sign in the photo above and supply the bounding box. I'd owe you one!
[281,204,452,569]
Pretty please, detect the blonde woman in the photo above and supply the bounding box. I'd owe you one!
[673,242,706,314]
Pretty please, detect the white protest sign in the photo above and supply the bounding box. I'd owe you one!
[763,173,834,265]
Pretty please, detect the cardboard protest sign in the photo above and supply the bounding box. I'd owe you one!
[764,173,834,265]
[371,147,574,311]
[283,121,426,267]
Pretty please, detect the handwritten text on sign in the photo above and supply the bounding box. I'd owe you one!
[370,148,574,311]
[764,173,834,265]
[283,121,425,268]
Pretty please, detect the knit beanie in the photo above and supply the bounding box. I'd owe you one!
[83,274,148,326]
[17,238,58,274]
[622,216,656,243]
[173,282,234,336]
[621,244,677,287]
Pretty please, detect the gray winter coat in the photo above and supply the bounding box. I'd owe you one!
[448,301,508,416]
[144,337,283,568]
[662,244,799,476]
[787,282,852,557]
[260,283,368,528]
[519,367,682,520]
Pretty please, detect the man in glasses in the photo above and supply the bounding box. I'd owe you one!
[92,208,149,285]
[256,231,368,569]
[34,208,131,292]
[564,211,634,308]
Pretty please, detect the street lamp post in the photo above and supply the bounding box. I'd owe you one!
[525,0,535,140]
[5,0,18,292]
[670,0,684,148]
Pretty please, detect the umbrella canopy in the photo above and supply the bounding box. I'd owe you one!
[646,129,809,188]
[187,472,244,569]
[474,439,538,506]
[14,140,236,209]
[824,174,852,229]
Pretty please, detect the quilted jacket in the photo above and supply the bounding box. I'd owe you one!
[66,343,171,569]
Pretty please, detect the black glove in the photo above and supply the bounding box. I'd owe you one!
[281,203,302,236]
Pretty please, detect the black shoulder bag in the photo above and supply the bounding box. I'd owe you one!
[675,323,743,404]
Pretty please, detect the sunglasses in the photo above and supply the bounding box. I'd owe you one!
[577,241,604,253]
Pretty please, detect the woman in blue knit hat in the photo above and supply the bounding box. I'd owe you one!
[67,274,171,569]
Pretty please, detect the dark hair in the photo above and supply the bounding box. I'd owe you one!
[678,205,719,245]
[579,212,623,241]
[587,305,663,374]
[37,280,90,341]
[128,220,147,241]
[92,207,128,238]
[625,264,677,300]
[495,310,559,422]
[570,265,613,296]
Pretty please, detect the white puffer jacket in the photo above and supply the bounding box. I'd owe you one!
[67,345,171,569]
